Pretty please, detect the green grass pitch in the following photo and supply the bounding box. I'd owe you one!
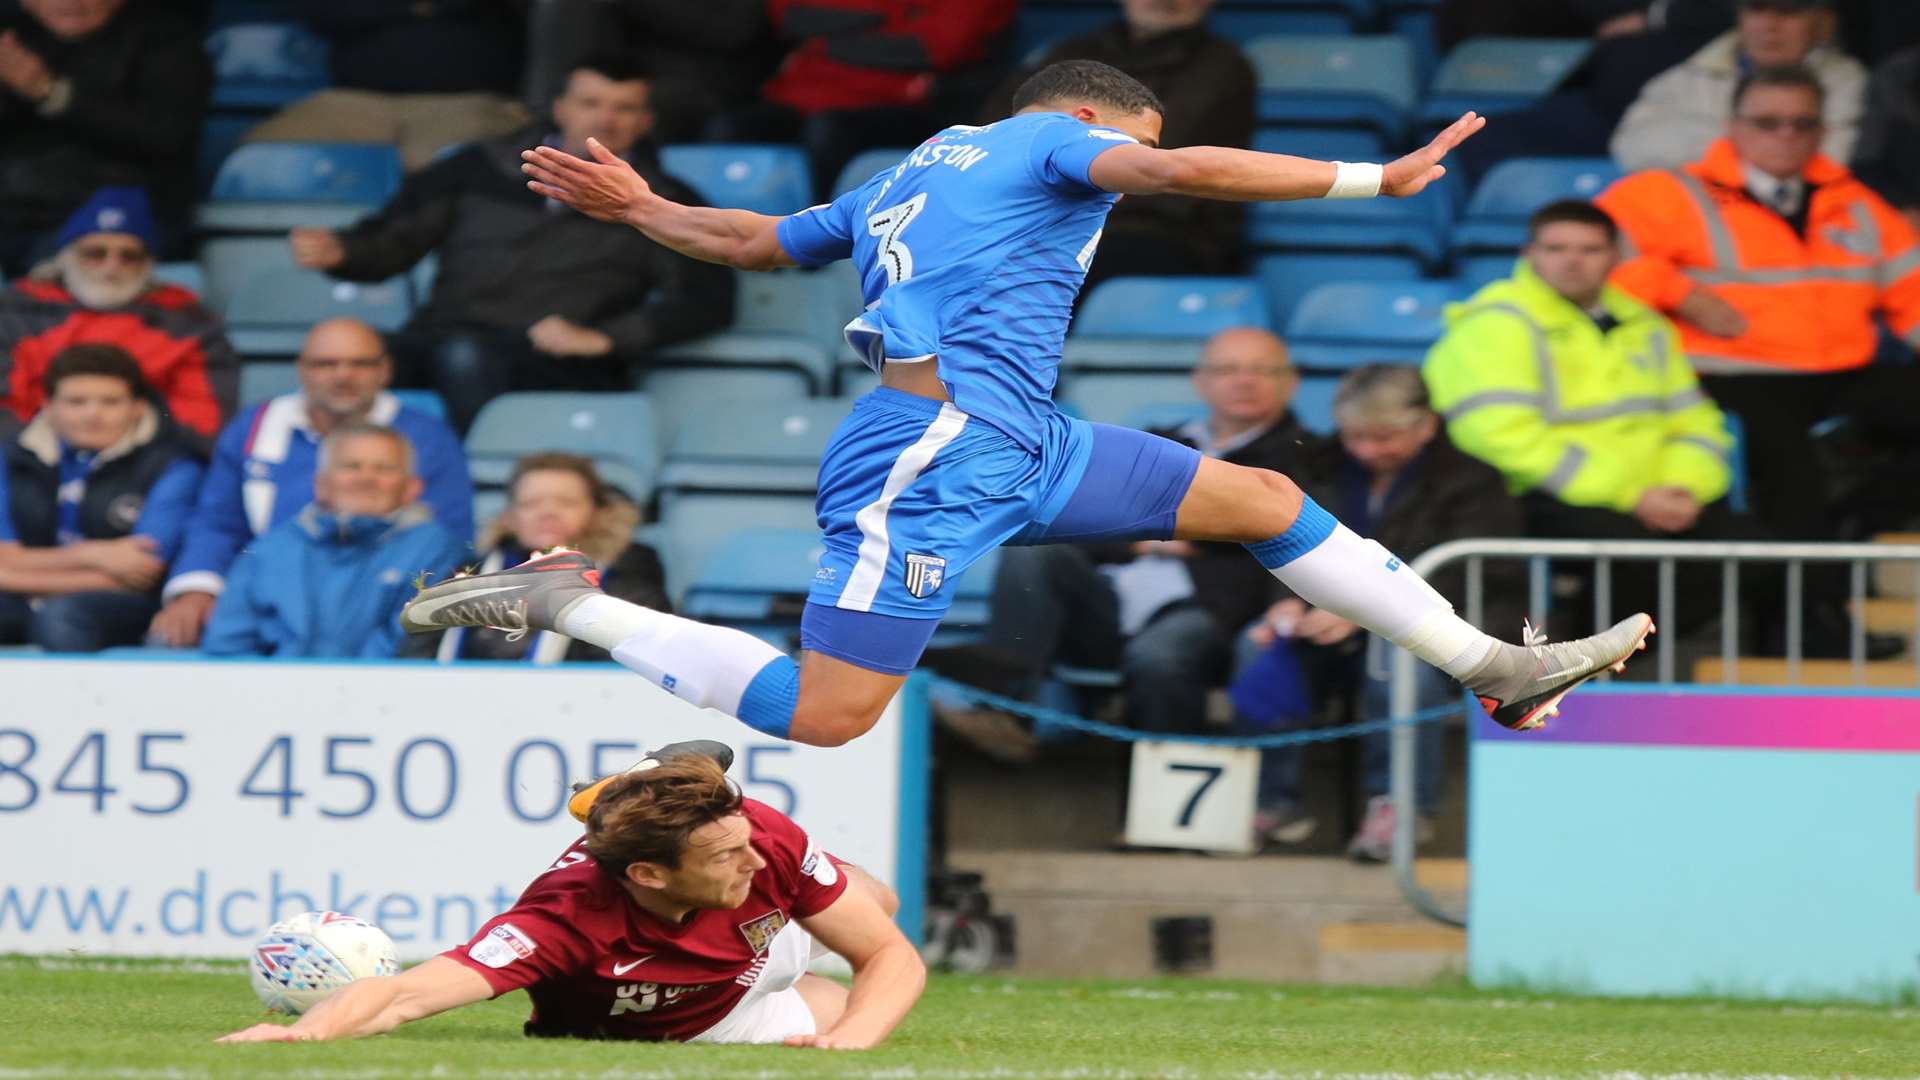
[2,957,1915,1078]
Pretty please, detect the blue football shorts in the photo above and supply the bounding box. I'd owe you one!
[800,387,1203,675]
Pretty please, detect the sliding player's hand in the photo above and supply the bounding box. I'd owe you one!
[1380,112,1486,198]
[522,137,654,224]
[785,1032,870,1050]
[216,1023,311,1043]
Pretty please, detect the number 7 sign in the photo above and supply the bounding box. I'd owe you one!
[1124,742,1260,855]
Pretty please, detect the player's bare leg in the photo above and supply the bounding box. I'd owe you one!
[1174,457,1652,730]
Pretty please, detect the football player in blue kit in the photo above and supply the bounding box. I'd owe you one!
[403,60,1652,769]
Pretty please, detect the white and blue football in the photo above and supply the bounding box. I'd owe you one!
[249,911,400,1015]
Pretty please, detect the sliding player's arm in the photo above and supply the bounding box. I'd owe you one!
[1088,111,1485,202]
[522,137,798,271]
[792,881,927,1050]
[216,957,494,1043]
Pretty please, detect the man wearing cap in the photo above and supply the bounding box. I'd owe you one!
[0,188,238,445]
[1612,0,1866,171]
[0,0,210,274]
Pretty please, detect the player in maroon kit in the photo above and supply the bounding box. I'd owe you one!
[218,755,925,1048]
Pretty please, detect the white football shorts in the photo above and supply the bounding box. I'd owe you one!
[688,921,818,1045]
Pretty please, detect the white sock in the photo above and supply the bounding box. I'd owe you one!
[1267,524,1496,679]
[559,594,786,715]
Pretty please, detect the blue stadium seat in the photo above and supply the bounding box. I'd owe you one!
[206,22,329,110]
[656,492,820,603]
[1419,38,1593,129]
[152,261,207,297]
[1292,373,1341,433]
[656,266,860,392]
[238,360,298,404]
[1073,276,1272,341]
[198,236,291,313]
[198,113,256,191]
[391,389,447,420]
[1211,7,1355,40]
[1253,127,1388,164]
[1456,252,1516,290]
[1452,157,1623,253]
[1120,400,1208,432]
[1386,6,1441,83]
[1059,372,1197,426]
[681,528,830,623]
[198,142,401,232]
[1245,190,1451,267]
[831,148,911,197]
[224,265,411,356]
[1253,253,1425,328]
[1721,411,1749,514]
[465,392,658,505]
[472,489,508,535]
[658,398,852,495]
[659,145,813,215]
[1284,281,1470,368]
[641,367,814,452]
[1245,36,1418,141]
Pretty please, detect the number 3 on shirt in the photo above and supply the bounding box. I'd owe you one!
[866,193,928,287]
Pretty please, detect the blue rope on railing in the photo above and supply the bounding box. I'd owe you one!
[925,676,1469,749]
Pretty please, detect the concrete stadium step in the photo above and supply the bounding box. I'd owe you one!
[1869,533,1920,599]
[1849,597,1920,638]
[949,848,1466,984]
[1692,656,1920,686]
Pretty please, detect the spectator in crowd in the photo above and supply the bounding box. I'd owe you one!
[202,424,468,658]
[1425,200,1734,543]
[926,327,1310,757]
[1448,0,1736,178]
[288,55,734,433]
[1245,366,1521,861]
[978,0,1255,286]
[0,344,203,651]
[242,1,529,172]
[405,452,669,663]
[523,0,775,143]
[151,318,472,648]
[1596,66,1920,541]
[0,188,238,445]
[1852,42,1920,226]
[712,0,1018,197]
[0,0,210,273]
[1611,0,1866,172]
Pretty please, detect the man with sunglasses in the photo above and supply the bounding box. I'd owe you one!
[148,318,473,648]
[0,188,237,444]
[1598,64,1920,543]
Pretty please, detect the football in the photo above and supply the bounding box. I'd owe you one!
[249,911,401,1015]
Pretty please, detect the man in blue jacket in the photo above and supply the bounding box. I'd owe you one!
[151,317,472,646]
[202,423,468,658]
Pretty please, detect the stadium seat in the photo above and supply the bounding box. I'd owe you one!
[152,261,207,297]
[198,113,256,192]
[391,389,447,420]
[831,147,911,197]
[657,267,862,393]
[1253,127,1388,164]
[641,367,813,452]
[472,489,508,535]
[655,492,820,603]
[198,236,291,313]
[657,398,852,495]
[1253,253,1425,327]
[1059,372,1198,426]
[1244,36,1419,141]
[1419,38,1594,129]
[681,527,830,623]
[1292,373,1340,433]
[1211,6,1356,40]
[1451,158,1623,254]
[465,392,658,505]
[1456,252,1516,290]
[198,142,401,232]
[1245,190,1451,267]
[1072,276,1272,341]
[1283,280,1470,368]
[659,145,813,216]
[206,22,329,110]
[1120,400,1208,432]
[238,360,298,404]
[1385,6,1441,83]
[224,264,412,356]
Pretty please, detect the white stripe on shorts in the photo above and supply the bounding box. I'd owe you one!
[837,402,969,612]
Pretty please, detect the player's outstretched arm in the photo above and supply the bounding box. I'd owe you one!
[216,957,493,1043]
[791,884,927,1050]
[522,137,797,271]
[1088,111,1485,202]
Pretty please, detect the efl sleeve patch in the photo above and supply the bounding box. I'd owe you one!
[468,922,537,969]
[799,838,840,888]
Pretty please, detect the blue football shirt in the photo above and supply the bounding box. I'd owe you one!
[777,112,1135,452]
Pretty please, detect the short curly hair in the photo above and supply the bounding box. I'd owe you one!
[1011,59,1164,118]
[584,756,744,872]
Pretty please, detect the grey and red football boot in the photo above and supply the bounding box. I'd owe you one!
[399,548,604,639]
[1465,613,1655,730]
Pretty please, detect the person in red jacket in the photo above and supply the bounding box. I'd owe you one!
[713,0,1018,196]
[0,188,238,446]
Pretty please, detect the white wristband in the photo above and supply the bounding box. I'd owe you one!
[1326,161,1384,199]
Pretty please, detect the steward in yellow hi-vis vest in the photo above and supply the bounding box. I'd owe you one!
[1422,260,1731,513]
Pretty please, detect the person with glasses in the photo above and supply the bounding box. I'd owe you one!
[0,187,237,444]
[149,318,472,648]
[1612,0,1866,172]
[1597,64,1920,544]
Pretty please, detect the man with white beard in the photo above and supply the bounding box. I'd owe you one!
[0,188,237,447]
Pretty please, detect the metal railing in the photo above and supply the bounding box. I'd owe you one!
[1387,538,1920,928]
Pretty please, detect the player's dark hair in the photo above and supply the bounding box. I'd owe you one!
[570,51,652,87]
[1011,59,1164,118]
[43,343,146,399]
[1733,64,1825,114]
[1527,199,1619,245]
[585,757,744,872]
